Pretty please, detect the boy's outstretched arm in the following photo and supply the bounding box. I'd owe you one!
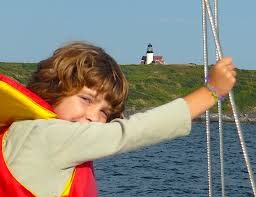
[183,57,236,119]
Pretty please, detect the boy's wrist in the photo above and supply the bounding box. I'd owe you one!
[205,76,225,102]
[205,83,225,102]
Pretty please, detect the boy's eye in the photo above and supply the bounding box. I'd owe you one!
[101,110,110,118]
[80,96,92,103]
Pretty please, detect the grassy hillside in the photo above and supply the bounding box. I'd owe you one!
[0,62,36,84]
[1,62,256,114]
[123,64,256,114]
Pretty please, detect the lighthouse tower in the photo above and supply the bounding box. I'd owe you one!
[146,43,154,64]
[140,43,165,64]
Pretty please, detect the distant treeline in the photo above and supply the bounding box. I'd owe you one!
[1,62,256,114]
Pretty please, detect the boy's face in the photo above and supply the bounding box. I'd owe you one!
[53,86,111,123]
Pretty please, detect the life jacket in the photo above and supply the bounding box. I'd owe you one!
[0,74,97,196]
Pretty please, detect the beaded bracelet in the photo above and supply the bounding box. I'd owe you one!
[205,76,225,102]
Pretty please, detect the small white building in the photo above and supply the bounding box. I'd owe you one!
[140,43,165,65]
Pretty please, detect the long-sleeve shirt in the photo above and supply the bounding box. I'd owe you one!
[3,98,191,197]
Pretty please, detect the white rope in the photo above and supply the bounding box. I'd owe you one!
[203,0,256,195]
[213,0,225,196]
[201,1,213,196]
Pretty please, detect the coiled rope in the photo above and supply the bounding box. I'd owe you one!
[202,0,256,196]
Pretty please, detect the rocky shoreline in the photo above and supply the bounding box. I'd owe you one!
[194,113,256,123]
[125,109,256,123]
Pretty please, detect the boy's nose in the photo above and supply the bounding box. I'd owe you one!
[85,110,100,122]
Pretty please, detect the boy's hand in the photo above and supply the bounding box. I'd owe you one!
[208,57,236,97]
[184,57,236,119]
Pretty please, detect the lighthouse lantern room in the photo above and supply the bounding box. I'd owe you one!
[146,43,154,64]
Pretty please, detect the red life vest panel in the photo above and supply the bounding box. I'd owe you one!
[0,74,97,196]
[0,129,35,196]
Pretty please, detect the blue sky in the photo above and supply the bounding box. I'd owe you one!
[0,0,255,69]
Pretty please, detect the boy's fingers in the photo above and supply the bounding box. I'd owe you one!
[217,57,233,67]
[231,70,237,77]
[226,72,233,79]
[219,56,232,63]
[231,77,236,84]
[227,64,235,70]
[225,70,236,79]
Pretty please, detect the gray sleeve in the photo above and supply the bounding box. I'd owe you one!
[10,98,191,169]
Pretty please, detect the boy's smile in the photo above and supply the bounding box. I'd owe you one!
[53,86,111,123]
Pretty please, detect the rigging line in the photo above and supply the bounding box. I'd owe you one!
[204,0,256,195]
[213,0,225,196]
[201,1,212,196]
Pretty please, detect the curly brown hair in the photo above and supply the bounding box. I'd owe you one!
[27,42,128,121]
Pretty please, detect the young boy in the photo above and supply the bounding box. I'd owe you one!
[1,42,236,196]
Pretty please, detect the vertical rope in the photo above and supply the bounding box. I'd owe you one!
[218,98,225,197]
[214,0,225,196]
[204,0,256,195]
[202,1,213,196]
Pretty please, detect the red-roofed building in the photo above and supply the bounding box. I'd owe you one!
[140,43,165,65]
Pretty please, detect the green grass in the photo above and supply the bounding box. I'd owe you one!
[1,62,256,114]
[123,64,256,114]
[0,62,37,84]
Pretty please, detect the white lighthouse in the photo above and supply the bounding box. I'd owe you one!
[140,43,165,65]
[146,43,154,64]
